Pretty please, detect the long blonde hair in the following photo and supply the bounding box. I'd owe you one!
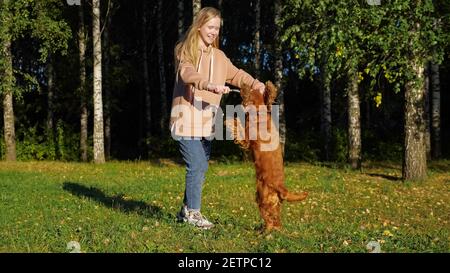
[175,7,221,70]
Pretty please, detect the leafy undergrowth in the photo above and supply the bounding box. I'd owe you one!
[0,160,449,253]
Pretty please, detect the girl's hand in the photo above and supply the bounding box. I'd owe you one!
[254,82,265,95]
[207,83,231,94]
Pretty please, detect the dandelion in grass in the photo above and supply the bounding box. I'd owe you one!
[66,241,81,253]
[366,241,381,253]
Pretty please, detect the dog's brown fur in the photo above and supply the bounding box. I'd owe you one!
[226,81,308,232]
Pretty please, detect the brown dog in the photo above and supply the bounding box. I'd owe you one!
[226,81,308,232]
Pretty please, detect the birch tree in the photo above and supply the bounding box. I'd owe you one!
[0,0,70,161]
[78,2,88,162]
[282,0,449,178]
[193,0,201,17]
[0,1,16,161]
[367,1,448,180]
[282,0,366,169]
[347,72,361,169]
[92,0,105,163]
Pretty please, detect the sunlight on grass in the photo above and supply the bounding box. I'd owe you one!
[0,161,449,253]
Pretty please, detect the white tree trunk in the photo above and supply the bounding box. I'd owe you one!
[403,59,427,180]
[347,73,361,169]
[193,0,201,18]
[1,0,15,161]
[2,36,16,161]
[78,2,88,162]
[92,0,105,163]
[2,91,15,161]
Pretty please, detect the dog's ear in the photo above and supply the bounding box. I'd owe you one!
[240,84,252,106]
[264,81,278,106]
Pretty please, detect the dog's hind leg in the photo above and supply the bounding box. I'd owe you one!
[256,182,282,231]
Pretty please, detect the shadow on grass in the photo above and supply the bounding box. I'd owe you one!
[63,182,166,219]
[428,161,450,173]
[363,161,401,171]
[148,158,184,167]
[365,173,402,182]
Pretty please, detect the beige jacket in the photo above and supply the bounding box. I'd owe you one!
[170,45,261,137]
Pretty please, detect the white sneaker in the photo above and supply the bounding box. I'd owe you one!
[177,206,214,229]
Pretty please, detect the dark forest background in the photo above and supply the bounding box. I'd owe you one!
[1,0,449,165]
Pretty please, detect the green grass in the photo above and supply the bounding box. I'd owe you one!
[0,160,449,253]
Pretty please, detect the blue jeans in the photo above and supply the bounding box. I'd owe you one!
[178,137,211,210]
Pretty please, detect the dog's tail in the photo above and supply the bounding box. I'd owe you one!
[277,186,308,202]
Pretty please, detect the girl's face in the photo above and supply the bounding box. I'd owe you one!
[198,16,221,47]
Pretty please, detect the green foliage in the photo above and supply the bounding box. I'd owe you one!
[55,120,81,162]
[281,0,369,80]
[330,128,348,163]
[281,0,450,93]
[362,0,448,92]
[16,125,56,161]
[11,69,41,100]
[284,132,320,162]
[0,0,71,96]
[145,136,180,159]
[11,122,81,161]
[30,0,72,61]
[363,131,403,161]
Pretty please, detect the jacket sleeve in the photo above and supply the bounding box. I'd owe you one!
[179,61,209,91]
[225,57,262,89]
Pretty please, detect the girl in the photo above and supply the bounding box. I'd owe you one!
[170,7,265,229]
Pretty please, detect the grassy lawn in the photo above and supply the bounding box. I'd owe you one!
[0,160,449,253]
